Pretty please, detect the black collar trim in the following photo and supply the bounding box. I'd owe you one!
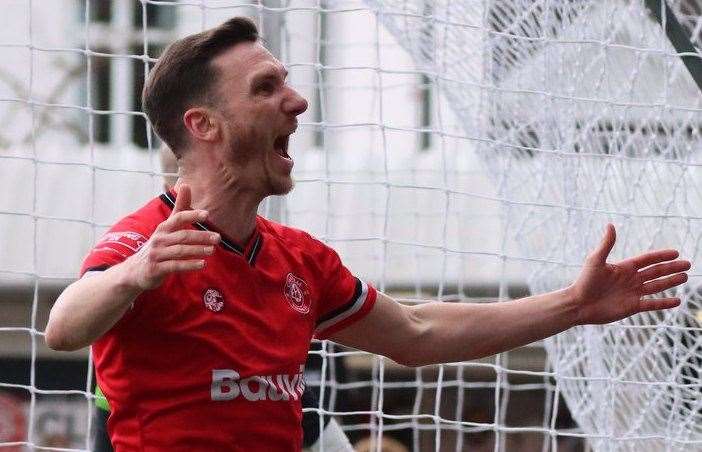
[158,192,262,265]
[247,234,263,265]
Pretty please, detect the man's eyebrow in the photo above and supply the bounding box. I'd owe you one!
[250,66,288,85]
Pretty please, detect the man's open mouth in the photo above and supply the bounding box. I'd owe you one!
[273,135,290,159]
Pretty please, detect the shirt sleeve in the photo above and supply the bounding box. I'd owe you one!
[79,217,151,277]
[312,240,377,339]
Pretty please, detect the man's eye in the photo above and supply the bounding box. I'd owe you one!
[257,82,275,94]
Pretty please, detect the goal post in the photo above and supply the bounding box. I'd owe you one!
[645,0,702,92]
[0,1,701,451]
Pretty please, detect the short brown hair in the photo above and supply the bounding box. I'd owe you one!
[142,17,259,154]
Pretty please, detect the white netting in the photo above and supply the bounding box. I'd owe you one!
[368,0,702,450]
[1,0,701,451]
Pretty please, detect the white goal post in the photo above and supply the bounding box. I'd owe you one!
[0,1,700,451]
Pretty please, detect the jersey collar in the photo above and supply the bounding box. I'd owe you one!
[159,191,263,266]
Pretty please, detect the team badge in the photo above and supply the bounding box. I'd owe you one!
[284,273,310,314]
[203,288,224,312]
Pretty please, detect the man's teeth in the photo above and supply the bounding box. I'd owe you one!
[275,136,289,157]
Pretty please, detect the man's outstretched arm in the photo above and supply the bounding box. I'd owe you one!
[330,224,691,367]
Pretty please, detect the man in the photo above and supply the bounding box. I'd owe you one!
[89,147,354,452]
[45,17,691,451]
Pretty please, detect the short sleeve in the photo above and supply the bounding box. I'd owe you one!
[79,218,151,277]
[312,241,377,339]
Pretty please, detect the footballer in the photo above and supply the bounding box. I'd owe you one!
[46,17,691,451]
[88,148,354,452]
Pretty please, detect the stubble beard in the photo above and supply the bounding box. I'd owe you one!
[226,124,295,197]
[266,170,294,196]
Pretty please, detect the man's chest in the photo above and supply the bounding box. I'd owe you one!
[133,252,320,375]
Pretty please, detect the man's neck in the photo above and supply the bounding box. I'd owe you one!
[174,170,262,247]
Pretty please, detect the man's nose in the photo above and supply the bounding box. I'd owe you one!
[283,87,308,117]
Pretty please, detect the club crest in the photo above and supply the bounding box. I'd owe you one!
[284,273,310,314]
[203,288,224,312]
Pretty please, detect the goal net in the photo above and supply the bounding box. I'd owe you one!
[0,0,700,451]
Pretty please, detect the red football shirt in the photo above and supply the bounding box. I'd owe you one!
[80,191,377,451]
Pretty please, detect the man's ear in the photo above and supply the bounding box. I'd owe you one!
[183,108,220,143]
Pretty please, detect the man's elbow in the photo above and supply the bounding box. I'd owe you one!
[393,353,425,368]
[387,309,434,368]
[44,324,67,351]
[44,318,83,352]
[394,348,484,368]
[392,348,436,368]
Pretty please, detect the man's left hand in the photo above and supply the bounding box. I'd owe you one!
[568,223,691,325]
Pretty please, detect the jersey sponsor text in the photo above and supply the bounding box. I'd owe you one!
[211,366,306,402]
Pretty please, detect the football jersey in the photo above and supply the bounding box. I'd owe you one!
[80,191,377,451]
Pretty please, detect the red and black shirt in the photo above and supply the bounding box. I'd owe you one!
[81,191,377,451]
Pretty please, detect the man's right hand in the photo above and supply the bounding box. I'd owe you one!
[124,184,220,291]
[46,184,221,351]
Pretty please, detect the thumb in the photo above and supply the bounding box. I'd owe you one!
[591,223,616,263]
[172,184,192,214]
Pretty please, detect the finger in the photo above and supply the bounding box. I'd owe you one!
[157,259,206,274]
[172,184,192,215]
[590,223,616,263]
[638,260,692,282]
[153,244,215,261]
[641,273,688,295]
[159,209,208,233]
[619,249,680,270]
[159,230,220,247]
[636,297,681,313]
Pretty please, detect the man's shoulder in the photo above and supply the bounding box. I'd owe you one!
[257,216,331,255]
[92,195,167,253]
[106,194,170,236]
[81,195,169,275]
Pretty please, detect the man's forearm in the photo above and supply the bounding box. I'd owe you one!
[45,264,143,351]
[332,226,688,367]
[406,288,579,366]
